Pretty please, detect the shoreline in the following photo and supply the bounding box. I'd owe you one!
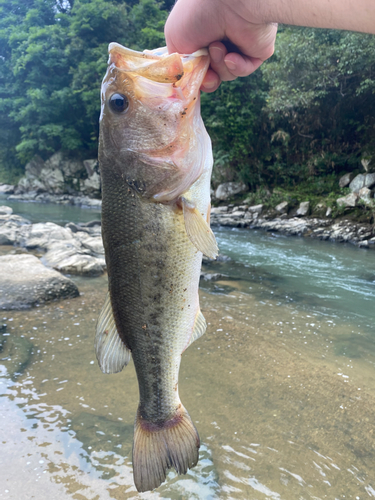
[2,192,375,249]
[211,206,375,249]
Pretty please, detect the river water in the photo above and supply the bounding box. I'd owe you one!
[1,199,375,499]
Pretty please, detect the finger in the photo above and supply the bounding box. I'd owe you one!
[208,42,237,82]
[224,53,264,77]
[201,69,220,93]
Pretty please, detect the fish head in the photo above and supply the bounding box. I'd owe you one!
[99,43,211,201]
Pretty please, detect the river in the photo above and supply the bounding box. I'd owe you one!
[1,198,375,499]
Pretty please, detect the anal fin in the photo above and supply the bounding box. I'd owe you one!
[181,197,218,259]
[184,309,206,351]
[95,292,131,374]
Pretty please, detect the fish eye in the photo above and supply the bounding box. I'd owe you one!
[109,93,129,113]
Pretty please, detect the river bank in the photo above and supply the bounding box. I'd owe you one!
[2,191,375,249]
[210,204,375,248]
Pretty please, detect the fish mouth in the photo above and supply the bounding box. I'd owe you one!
[107,43,209,104]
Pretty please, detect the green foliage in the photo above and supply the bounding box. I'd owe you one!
[0,0,166,181]
[1,2,375,194]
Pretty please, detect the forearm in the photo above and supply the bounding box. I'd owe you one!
[252,0,375,34]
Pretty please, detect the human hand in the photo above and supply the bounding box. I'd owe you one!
[164,0,278,92]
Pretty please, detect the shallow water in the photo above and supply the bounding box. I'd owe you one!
[0,195,101,225]
[1,205,375,499]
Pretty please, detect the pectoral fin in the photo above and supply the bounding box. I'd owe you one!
[95,292,131,374]
[181,198,218,259]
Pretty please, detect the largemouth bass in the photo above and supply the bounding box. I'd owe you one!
[96,43,218,492]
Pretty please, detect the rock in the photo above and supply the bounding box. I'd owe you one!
[215,182,248,201]
[83,159,99,176]
[42,241,105,276]
[39,166,65,194]
[275,201,289,214]
[312,203,326,217]
[0,215,31,245]
[20,222,73,249]
[0,331,34,380]
[0,254,79,310]
[81,236,104,255]
[0,184,15,194]
[358,240,369,248]
[339,172,354,188]
[0,226,18,245]
[80,171,101,197]
[325,207,332,217]
[296,201,310,217]
[8,192,39,201]
[72,196,102,208]
[248,204,263,214]
[364,172,375,189]
[349,174,365,193]
[359,187,372,204]
[0,206,13,215]
[83,220,101,228]
[200,272,224,281]
[0,214,31,227]
[211,206,228,214]
[17,155,46,193]
[337,193,358,208]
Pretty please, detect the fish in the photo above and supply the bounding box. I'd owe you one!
[96,42,218,492]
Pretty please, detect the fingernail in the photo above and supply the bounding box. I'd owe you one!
[209,46,224,64]
[224,59,236,71]
[202,79,216,90]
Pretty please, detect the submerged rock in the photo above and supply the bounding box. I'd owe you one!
[0,254,79,310]
[0,330,34,380]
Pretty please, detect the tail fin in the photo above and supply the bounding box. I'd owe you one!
[132,405,200,492]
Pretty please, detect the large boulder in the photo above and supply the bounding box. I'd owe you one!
[296,201,310,217]
[215,182,248,201]
[349,174,366,193]
[337,193,358,208]
[275,201,289,214]
[16,152,98,197]
[0,254,79,310]
[20,222,73,249]
[0,206,13,215]
[0,214,31,245]
[0,184,15,195]
[42,240,105,276]
[339,172,354,188]
[349,173,375,193]
[39,166,65,194]
[364,173,375,189]
[80,171,101,197]
[17,155,47,194]
[359,187,372,205]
